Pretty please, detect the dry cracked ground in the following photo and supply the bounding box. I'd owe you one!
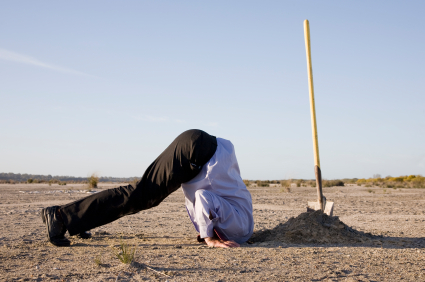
[0,183,424,281]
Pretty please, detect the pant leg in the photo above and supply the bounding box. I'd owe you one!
[60,129,217,235]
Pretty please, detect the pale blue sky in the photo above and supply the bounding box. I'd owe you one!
[1,1,424,180]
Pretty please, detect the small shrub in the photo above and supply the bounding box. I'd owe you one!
[94,255,102,267]
[130,177,139,188]
[367,189,374,193]
[256,181,269,187]
[356,179,366,185]
[296,180,304,187]
[112,241,136,264]
[405,175,416,181]
[323,180,345,187]
[389,177,404,182]
[280,187,291,193]
[27,179,33,184]
[334,180,344,186]
[280,179,291,192]
[411,176,425,188]
[88,174,99,189]
[1,179,16,184]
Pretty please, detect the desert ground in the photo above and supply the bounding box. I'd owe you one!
[0,183,424,281]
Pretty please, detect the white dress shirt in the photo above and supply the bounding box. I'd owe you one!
[181,137,254,243]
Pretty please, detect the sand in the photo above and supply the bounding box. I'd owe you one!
[251,210,375,245]
[0,183,424,281]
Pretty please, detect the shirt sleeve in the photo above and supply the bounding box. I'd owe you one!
[198,221,215,239]
[194,190,219,238]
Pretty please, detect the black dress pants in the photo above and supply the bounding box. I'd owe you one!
[60,129,217,236]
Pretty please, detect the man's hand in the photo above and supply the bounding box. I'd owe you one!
[204,237,240,248]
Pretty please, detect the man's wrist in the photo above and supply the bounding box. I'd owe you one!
[199,225,214,239]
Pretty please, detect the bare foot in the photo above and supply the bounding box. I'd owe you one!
[204,237,240,248]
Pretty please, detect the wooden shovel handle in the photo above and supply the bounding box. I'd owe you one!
[304,19,324,211]
[315,165,324,210]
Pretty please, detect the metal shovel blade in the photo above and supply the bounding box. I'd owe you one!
[307,201,334,216]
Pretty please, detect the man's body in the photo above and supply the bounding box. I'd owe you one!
[41,129,254,248]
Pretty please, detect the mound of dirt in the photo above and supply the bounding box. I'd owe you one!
[251,210,379,245]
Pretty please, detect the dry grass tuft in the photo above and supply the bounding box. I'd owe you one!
[112,240,137,264]
[88,174,99,191]
[129,177,139,188]
[94,255,102,267]
[280,179,292,193]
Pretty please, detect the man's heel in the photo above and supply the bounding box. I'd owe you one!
[40,209,46,223]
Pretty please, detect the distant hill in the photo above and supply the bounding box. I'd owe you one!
[0,172,140,183]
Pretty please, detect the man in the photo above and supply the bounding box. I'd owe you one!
[41,129,254,248]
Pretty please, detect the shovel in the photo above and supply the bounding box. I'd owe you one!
[303,19,334,216]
